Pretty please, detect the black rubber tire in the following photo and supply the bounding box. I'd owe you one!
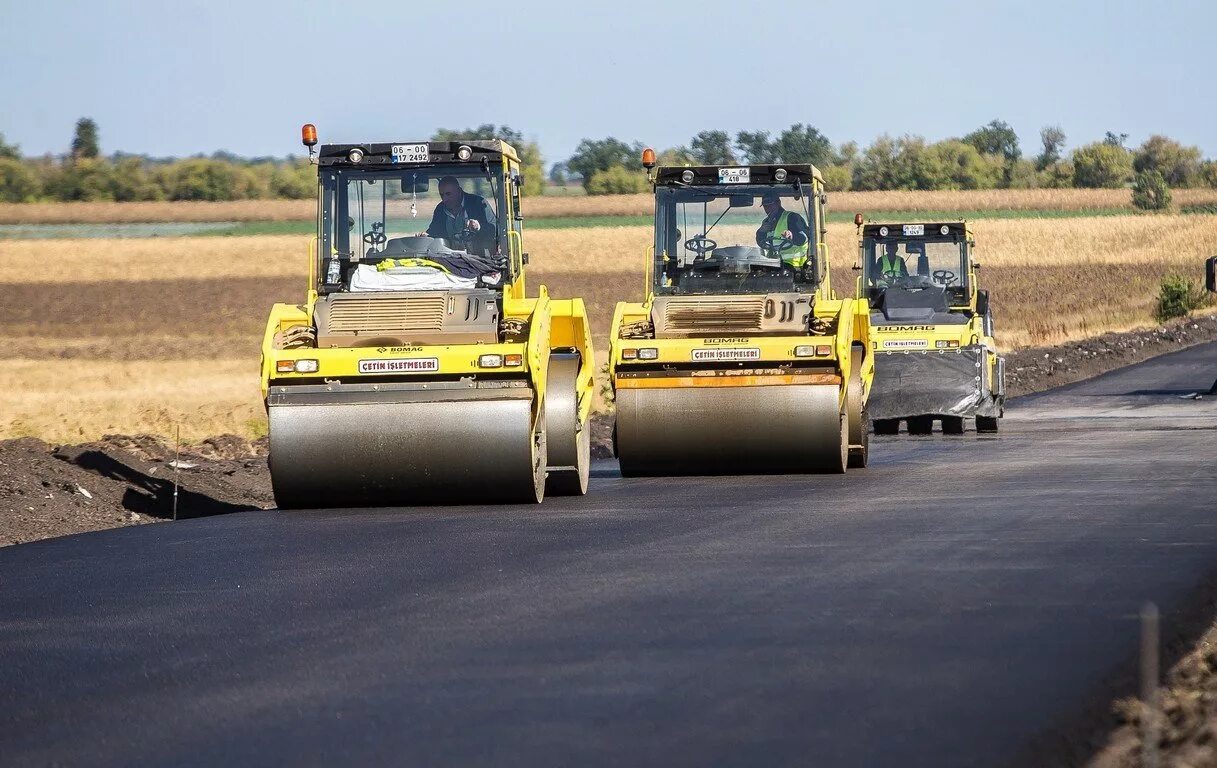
[846,350,869,468]
[976,416,1000,433]
[941,416,965,435]
[907,416,935,436]
[873,419,900,436]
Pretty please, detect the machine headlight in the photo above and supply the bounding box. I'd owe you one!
[681,169,695,184]
[295,359,319,373]
[935,340,961,349]
[637,348,659,360]
[794,345,816,357]
[456,145,473,161]
[774,168,787,182]
[478,354,503,368]
[347,148,364,164]
[879,226,889,236]
[940,225,950,235]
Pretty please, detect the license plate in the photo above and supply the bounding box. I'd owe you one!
[691,347,760,362]
[391,144,429,163]
[902,224,925,236]
[717,167,750,184]
[358,357,439,374]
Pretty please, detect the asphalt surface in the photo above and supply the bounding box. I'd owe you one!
[3,344,1217,767]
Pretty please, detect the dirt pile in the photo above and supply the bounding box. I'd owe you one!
[1005,314,1217,398]
[0,434,272,546]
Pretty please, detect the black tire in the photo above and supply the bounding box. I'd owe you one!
[873,419,900,436]
[941,416,965,435]
[907,416,935,436]
[976,416,1000,433]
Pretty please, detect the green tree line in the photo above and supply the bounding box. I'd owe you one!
[3,117,1217,203]
[0,119,545,203]
[563,120,1217,195]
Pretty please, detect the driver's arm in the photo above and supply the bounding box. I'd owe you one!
[755,220,769,247]
[788,212,809,246]
[425,205,445,238]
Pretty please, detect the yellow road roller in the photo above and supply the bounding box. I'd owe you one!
[608,153,874,475]
[855,219,1004,435]
[260,125,594,508]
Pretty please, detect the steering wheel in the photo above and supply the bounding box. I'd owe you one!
[684,234,717,256]
[932,269,956,285]
[761,234,793,257]
[363,223,386,246]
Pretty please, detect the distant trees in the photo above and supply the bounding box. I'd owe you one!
[1131,170,1172,211]
[688,131,736,165]
[1133,135,1203,187]
[1036,126,1067,170]
[71,118,100,161]
[567,137,647,193]
[1072,142,1134,188]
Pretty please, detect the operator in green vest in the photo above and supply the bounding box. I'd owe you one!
[875,242,910,282]
[755,191,809,268]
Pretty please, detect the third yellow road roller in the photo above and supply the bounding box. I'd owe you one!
[260,125,594,507]
[608,151,874,475]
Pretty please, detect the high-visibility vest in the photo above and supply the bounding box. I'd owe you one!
[878,253,905,277]
[770,211,809,268]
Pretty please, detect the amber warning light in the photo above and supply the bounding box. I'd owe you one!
[641,147,656,169]
[854,213,864,227]
[301,123,318,147]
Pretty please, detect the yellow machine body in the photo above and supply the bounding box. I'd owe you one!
[855,220,1004,435]
[609,163,874,474]
[260,138,594,507]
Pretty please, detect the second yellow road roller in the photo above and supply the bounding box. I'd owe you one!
[260,126,594,508]
[608,152,874,475]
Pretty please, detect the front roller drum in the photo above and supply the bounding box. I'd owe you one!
[615,383,846,477]
[269,393,545,509]
[545,353,590,496]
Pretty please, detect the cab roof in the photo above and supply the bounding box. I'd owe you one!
[654,163,823,186]
[316,139,519,168]
[862,221,971,239]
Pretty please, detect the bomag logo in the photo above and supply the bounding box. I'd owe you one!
[377,346,424,353]
[703,337,750,344]
[876,326,933,333]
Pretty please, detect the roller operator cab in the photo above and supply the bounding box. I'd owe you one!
[260,127,595,508]
[857,220,1004,435]
[609,158,875,476]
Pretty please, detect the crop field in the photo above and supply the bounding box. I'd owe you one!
[2,213,1214,442]
[4,187,1217,225]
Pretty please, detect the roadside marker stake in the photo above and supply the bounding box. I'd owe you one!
[1141,602,1160,768]
[173,425,181,522]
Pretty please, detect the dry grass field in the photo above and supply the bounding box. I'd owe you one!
[4,187,1217,224]
[2,214,1214,441]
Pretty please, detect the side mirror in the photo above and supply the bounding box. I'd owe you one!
[1206,256,1216,293]
[512,175,523,221]
[522,252,530,265]
[976,289,990,317]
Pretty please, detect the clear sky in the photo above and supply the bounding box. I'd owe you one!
[1,0,1212,165]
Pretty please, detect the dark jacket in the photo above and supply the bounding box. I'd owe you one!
[426,193,497,252]
[755,208,809,248]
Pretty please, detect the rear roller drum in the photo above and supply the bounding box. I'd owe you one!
[941,416,965,435]
[544,353,590,496]
[976,416,1000,433]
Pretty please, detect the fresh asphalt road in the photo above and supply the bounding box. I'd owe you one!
[2,345,1216,767]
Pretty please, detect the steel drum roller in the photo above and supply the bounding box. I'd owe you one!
[615,383,846,476]
[269,392,544,509]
